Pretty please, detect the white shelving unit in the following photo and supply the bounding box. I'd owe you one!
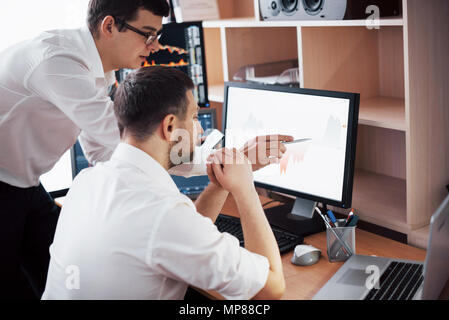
[203,17,404,28]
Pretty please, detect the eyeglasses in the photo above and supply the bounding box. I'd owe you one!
[115,17,162,46]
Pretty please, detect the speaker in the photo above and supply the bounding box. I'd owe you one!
[260,0,346,20]
[260,0,401,21]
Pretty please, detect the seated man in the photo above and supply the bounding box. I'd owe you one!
[42,66,288,300]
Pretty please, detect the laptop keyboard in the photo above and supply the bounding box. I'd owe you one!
[364,261,424,300]
[214,214,303,254]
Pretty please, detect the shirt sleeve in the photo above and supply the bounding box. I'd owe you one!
[25,56,120,164]
[146,200,270,300]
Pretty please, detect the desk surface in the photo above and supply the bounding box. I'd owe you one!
[206,194,429,300]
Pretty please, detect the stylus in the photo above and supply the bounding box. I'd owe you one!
[282,138,312,145]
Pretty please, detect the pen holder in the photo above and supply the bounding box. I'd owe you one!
[326,219,356,263]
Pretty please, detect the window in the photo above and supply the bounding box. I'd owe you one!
[0,0,89,53]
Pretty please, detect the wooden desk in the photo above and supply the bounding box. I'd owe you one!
[203,194,430,300]
[281,230,426,299]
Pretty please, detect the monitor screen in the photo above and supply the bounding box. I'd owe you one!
[142,21,209,108]
[71,141,89,177]
[223,82,359,208]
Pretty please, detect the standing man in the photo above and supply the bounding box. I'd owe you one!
[0,0,170,299]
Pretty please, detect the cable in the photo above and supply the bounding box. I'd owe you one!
[262,200,278,208]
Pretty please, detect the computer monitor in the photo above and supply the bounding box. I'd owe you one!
[40,149,73,198]
[40,140,90,199]
[71,141,89,177]
[223,82,359,229]
[142,21,210,108]
[170,108,217,198]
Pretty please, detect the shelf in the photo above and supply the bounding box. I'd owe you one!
[208,84,225,103]
[209,86,406,131]
[348,169,408,234]
[408,225,430,250]
[265,169,407,234]
[203,17,403,29]
[359,97,406,131]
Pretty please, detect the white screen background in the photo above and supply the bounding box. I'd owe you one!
[225,87,351,202]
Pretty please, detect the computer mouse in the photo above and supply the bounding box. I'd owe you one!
[291,244,321,266]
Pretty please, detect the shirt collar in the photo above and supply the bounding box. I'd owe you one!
[80,26,106,79]
[111,143,180,194]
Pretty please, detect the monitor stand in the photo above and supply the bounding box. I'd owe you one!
[289,197,316,220]
[264,197,326,236]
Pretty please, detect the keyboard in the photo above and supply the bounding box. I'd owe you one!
[214,214,303,254]
[364,261,424,300]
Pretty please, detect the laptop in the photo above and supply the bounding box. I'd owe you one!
[313,194,449,300]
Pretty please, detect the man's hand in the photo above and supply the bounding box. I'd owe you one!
[206,154,221,188]
[207,148,254,195]
[240,134,294,171]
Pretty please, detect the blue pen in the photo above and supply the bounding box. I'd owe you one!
[324,215,335,228]
[326,210,337,226]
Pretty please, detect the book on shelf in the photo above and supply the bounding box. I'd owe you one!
[171,0,220,23]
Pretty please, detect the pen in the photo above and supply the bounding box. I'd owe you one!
[346,215,359,227]
[344,210,354,227]
[315,208,333,230]
[282,138,312,145]
[326,210,337,226]
[324,215,334,228]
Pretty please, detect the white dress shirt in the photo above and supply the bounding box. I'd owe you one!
[42,143,269,300]
[0,26,120,188]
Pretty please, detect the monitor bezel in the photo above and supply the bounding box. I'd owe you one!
[158,21,210,108]
[222,81,360,209]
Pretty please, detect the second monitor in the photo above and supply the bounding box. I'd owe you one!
[143,21,209,108]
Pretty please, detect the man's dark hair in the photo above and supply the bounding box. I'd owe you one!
[114,66,194,141]
[87,0,170,36]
